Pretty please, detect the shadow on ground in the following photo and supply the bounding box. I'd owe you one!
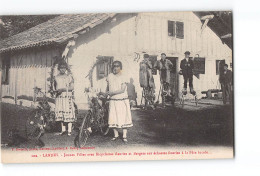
[1,102,233,149]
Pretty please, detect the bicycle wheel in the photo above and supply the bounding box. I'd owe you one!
[78,111,91,147]
[45,111,56,132]
[26,110,44,140]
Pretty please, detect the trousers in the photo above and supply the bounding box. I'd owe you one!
[221,83,232,103]
[183,75,193,89]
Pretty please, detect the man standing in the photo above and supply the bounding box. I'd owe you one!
[180,51,195,95]
[219,64,232,104]
[154,53,173,106]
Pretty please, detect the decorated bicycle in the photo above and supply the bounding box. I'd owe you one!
[77,88,109,147]
[25,87,56,143]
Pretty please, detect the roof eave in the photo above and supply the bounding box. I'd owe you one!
[0,13,117,54]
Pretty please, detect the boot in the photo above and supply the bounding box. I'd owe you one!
[190,87,196,95]
[182,88,187,95]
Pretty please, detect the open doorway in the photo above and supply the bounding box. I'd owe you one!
[166,57,178,99]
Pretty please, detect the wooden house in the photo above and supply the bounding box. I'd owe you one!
[0,12,232,110]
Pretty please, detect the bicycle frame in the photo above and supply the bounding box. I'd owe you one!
[77,94,109,147]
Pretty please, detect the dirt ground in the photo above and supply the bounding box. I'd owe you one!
[1,102,234,149]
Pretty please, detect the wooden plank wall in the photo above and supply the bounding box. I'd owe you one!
[136,12,232,98]
[67,12,232,106]
[1,48,60,102]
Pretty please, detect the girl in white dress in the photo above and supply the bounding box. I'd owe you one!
[54,62,75,136]
[106,61,133,142]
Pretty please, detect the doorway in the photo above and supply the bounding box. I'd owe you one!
[166,57,179,99]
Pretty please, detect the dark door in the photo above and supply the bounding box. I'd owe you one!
[166,57,178,98]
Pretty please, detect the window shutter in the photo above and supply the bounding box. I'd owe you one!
[168,21,173,36]
[176,21,184,39]
[96,56,104,80]
[172,21,176,37]
[96,56,113,80]
[193,57,205,75]
[168,21,175,37]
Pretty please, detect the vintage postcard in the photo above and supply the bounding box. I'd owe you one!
[0,11,233,163]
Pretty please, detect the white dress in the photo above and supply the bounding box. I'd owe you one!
[107,73,133,128]
[54,74,76,123]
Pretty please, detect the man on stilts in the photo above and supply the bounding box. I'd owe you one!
[154,53,173,107]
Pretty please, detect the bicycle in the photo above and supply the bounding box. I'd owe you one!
[25,87,56,142]
[78,93,109,147]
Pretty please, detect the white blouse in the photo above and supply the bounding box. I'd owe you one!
[55,74,73,90]
[107,73,128,99]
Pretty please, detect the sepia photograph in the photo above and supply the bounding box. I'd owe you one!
[0,11,233,163]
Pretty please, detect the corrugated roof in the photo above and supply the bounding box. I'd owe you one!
[0,13,116,53]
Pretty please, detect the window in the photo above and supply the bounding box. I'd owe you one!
[96,56,113,80]
[216,60,225,75]
[1,56,10,85]
[193,57,205,74]
[168,20,184,39]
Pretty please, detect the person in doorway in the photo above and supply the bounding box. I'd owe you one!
[154,53,174,106]
[54,61,76,136]
[104,61,133,142]
[180,51,195,95]
[219,64,232,104]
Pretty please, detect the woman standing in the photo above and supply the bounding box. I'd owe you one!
[54,61,75,136]
[106,61,133,142]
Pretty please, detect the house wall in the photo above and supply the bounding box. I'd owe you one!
[68,12,232,109]
[67,14,138,109]
[1,12,232,109]
[135,12,232,99]
[1,48,60,106]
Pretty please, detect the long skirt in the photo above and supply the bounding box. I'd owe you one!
[108,99,133,128]
[55,92,76,123]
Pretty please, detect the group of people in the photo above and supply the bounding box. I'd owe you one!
[53,60,132,142]
[53,51,232,142]
[53,51,196,141]
[139,50,233,105]
[139,51,196,107]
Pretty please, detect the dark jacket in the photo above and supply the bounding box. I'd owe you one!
[219,69,232,85]
[180,58,194,77]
